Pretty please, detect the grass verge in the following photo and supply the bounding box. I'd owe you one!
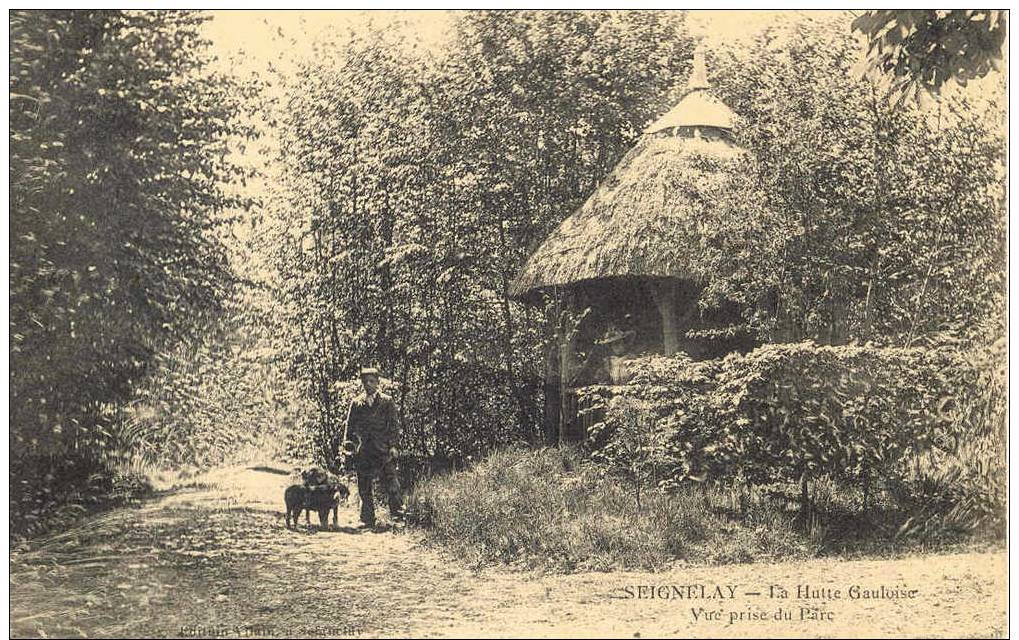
[406,446,1001,573]
[407,446,814,572]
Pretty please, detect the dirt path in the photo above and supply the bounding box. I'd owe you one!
[10,465,1007,638]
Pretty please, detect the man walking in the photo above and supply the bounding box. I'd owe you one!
[341,366,403,527]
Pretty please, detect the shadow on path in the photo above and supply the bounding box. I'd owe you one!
[10,463,1009,639]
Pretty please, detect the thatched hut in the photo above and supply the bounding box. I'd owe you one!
[510,51,753,441]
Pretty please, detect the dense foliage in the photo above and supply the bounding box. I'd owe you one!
[10,10,253,535]
[852,10,1007,101]
[697,19,1006,347]
[122,300,312,470]
[266,15,1004,474]
[580,342,1006,536]
[264,11,695,466]
[9,10,1006,547]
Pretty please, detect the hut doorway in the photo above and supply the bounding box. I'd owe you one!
[574,277,753,363]
[570,277,663,371]
[544,277,756,443]
[547,277,670,444]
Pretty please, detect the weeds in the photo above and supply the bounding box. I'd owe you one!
[407,446,814,572]
[408,445,1004,573]
[10,453,155,542]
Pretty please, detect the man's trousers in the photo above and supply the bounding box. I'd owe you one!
[356,459,401,526]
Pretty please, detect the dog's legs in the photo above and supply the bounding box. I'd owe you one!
[332,505,338,528]
[304,508,311,527]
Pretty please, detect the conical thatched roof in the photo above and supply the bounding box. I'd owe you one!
[509,134,741,299]
[510,51,743,301]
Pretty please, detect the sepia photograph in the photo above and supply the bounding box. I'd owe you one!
[8,7,1008,638]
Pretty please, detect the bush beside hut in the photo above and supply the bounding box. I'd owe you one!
[579,341,1006,538]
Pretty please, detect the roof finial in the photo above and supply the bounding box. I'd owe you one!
[687,48,710,91]
[643,44,736,135]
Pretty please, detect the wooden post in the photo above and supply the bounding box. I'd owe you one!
[550,290,583,444]
[651,280,680,356]
[558,314,578,443]
[543,341,560,445]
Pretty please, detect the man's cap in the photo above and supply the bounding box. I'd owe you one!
[359,367,381,377]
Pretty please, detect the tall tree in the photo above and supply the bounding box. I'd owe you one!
[10,10,253,464]
[698,16,1005,347]
[852,10,1007,102]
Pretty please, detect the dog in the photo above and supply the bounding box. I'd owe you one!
[300,466,332,486]
[284,467,350,529]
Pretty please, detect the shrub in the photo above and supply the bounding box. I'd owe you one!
[10,452,153,541]
[582,353,723,490]
[891,429,1006,538]
[580,342,1005,536]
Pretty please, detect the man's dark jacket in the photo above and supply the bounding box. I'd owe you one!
[342,392,400,469]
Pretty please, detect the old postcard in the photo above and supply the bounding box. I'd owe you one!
[9,8,1007,638]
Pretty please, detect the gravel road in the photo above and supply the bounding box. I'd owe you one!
[10,465,1006,638]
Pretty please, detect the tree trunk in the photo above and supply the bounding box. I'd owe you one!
[495,216,537,441]
[378,190,395,369]
[799,470,812,528]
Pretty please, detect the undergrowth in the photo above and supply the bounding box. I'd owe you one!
[407,446,1002,573]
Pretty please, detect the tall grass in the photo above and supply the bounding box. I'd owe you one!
[407,446,812,572]
[890,430,1006,540]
